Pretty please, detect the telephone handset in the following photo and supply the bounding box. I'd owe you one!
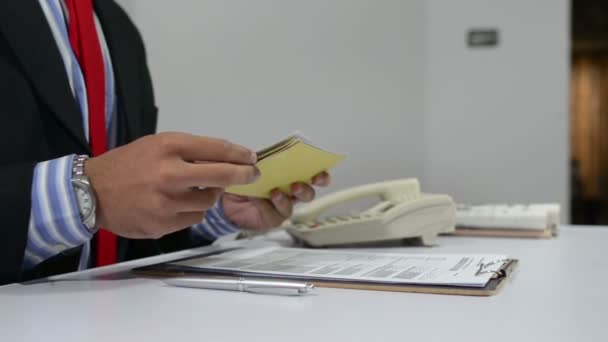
[284,179,455,247]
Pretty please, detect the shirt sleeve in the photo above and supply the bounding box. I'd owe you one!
[190,201,242,241]
[22,155,93,270]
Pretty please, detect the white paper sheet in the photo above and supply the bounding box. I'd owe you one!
[175,247,509,287]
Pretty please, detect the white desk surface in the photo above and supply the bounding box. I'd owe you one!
[1,226,607,342]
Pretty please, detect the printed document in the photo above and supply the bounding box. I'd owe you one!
[175,247,508,287]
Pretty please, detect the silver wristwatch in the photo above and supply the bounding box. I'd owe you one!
[71,155,99,234]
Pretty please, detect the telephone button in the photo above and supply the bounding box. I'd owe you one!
[307,222,322,229]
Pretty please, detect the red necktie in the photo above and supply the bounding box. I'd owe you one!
[66,0,117,266]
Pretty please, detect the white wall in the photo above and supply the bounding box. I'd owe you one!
[113,0,133,14]
[425,0,570,219]
[120,0,569,217]
[126,0,427,195]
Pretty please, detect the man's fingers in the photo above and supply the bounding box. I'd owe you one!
[193,163,260,187]
[312,171,331,187]
[174,211,207,231]
[167,162,260,188]
[159,132,257,165]
[170,187,224,212]
[270,190,294,219]
[243,195,290,229]
[291,183,315,202]
[153,211,207,239]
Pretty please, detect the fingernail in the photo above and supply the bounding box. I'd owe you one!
[273,192,283,201]
[250,152,258,164]
[293,185,302,195]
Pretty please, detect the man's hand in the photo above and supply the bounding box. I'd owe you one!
[222,172,331,230]
[85,132,259,239]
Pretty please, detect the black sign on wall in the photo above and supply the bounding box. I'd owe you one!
[467,29,499,48]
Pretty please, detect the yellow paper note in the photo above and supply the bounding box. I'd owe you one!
[226,137,345,198]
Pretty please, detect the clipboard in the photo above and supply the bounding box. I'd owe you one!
[133,248,518,297]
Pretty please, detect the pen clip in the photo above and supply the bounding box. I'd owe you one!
[244,283,315,296]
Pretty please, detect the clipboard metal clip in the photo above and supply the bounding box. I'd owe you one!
[475,259,509,278]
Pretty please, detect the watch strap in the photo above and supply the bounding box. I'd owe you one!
[72,154,88,177]
[71,155,98,234]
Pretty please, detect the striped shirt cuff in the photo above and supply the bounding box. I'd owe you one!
[191,201,242,241]
[22,155,93,270]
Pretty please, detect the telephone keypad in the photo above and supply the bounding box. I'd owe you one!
[297,213,380,230]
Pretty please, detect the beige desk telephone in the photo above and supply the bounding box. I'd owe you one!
[283,179,456,247]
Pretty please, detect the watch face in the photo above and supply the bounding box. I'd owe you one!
[75,186,93,218]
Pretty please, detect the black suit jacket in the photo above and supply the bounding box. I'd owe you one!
[0,0,203,285]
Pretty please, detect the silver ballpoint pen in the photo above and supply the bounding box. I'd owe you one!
[164,276,315,296]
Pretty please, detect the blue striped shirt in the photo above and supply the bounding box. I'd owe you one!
[23,0,241,271]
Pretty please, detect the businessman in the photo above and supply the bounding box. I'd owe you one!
[0,0,329,285]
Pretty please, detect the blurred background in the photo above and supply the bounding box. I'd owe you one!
[114,0,608,225]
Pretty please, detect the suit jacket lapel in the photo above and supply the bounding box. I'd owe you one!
[0,0,90,152]
[94,0,142,142]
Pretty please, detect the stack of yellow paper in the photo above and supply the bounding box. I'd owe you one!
[226,134,345,198]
